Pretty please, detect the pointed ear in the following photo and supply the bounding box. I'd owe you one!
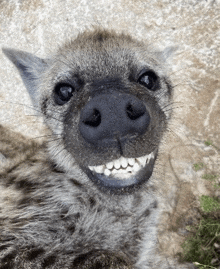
[2,48,48,107]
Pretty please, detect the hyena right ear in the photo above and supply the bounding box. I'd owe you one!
[157,46,178,62]
[2,48,48,108]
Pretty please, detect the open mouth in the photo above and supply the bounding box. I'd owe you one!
[86,149,158,193]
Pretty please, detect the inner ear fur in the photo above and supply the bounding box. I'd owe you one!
[2,48,48,107]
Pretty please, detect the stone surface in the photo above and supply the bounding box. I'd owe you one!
[0,0,220,263]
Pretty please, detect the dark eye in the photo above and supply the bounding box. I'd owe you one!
[54,84,74,105]
[138,70,159,91]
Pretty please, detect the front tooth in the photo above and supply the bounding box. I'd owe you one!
[104,169,111,176]
[113,169,127,175]
[94,165,104,173]
[128,158,135,166]
[111,169,118,175]
[121,157,128,168]
[106,161,114,170]
[133,162,140,172]
[120,169,127,174]
[114,159,121,169]
[126,166,133,172]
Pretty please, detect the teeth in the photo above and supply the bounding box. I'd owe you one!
[106,161,114,170]
[121,157,128,168]
[128,158,135,166]
[104,169,111,176]
[147,153,152,164]
[126,166,133,172]
[133,162,140,172]
[88,151,155,179]
[113,159,121,169]
[88,165,105,174]
[137,155,148,167]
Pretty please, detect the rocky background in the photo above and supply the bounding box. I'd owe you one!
[0,0,220,264]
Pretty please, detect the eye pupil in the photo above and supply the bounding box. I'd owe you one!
[54,84,74,105]
[138,71,158,91]
[141,75,151,87]
[59,86,73,100]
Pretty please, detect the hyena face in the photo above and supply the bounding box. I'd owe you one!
[3,30,172,194]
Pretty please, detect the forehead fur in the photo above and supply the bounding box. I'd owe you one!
[50,29,164,81]
[61,29,138,53]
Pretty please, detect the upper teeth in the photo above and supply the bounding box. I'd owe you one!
[88,152,154,179]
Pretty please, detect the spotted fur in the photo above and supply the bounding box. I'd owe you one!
[0,30,194,268]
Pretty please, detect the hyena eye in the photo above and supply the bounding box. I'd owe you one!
[138,70,158,91]
[54,83,74,105]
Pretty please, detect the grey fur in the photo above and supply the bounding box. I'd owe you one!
[0,29,193,268]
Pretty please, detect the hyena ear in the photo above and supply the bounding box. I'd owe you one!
[2,48,48,107]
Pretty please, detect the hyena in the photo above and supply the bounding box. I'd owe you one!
[0,29,194,268]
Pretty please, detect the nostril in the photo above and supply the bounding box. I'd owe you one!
[126,102,146,120]
[79,94,150,146]
[83,109,101,127]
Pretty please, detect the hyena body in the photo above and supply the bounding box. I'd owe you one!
[0,30,193,268]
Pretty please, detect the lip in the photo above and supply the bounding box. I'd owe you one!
[84,149,158,194]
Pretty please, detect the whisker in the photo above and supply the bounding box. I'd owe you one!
[172,82,191,88]
[0,100,63,116]
[161,101,184,110]
[29,134,61,140]
[168,65,194,77]
[53,146,66,160]
[47,138,63,143]
[0,100,63,123]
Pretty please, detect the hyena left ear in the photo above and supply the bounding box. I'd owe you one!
[2,48,48,108]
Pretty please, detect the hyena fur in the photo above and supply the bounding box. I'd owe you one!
[0,29,194,269]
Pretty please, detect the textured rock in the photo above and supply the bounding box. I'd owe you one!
[0,0,219,264]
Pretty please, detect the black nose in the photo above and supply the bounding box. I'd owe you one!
[79,93,150,146]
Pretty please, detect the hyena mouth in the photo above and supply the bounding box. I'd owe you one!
[86,149,158,192]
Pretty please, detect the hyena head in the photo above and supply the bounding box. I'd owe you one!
[3,29,173,194]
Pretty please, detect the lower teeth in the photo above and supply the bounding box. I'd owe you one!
[89,151,155,177]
